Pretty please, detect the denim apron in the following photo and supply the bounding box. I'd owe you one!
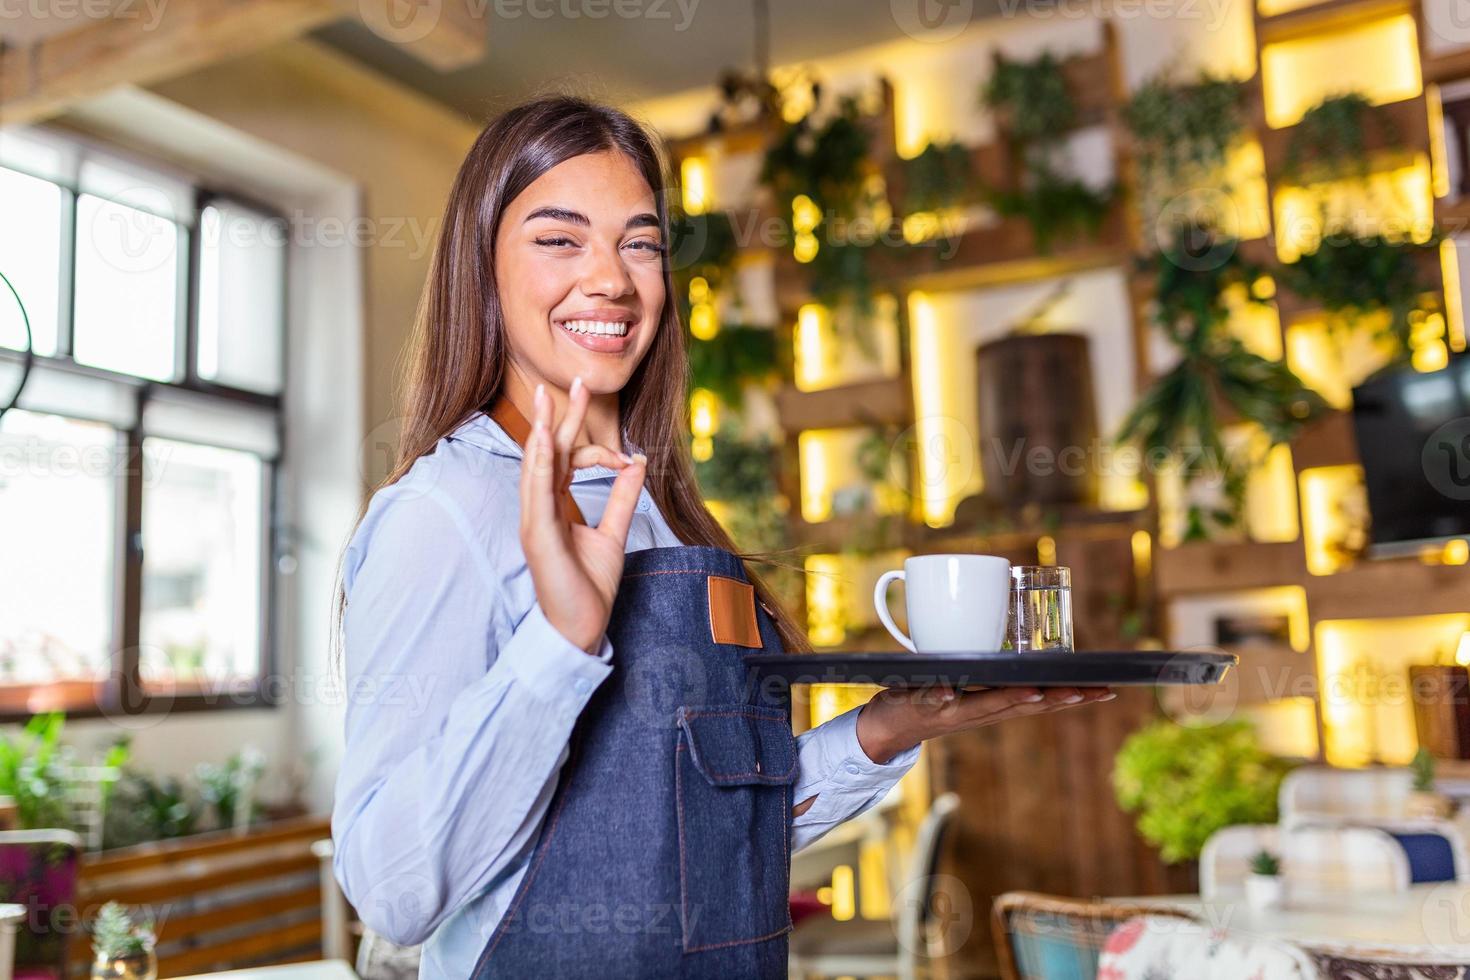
[470,398,796,979]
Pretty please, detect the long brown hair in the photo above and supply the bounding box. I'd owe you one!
[336,94,810,657]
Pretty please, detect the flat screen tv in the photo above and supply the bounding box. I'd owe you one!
[1351,354,1470,555]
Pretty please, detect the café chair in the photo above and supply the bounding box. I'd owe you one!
[991,894,1197,980]
[1200,824,1410,899]
[1279,766,1413,830]
[1362,818,1469,885]
[1098,915,1318,980]
[788,792,960,980]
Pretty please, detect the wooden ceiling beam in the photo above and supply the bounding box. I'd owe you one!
[0,0,487,127]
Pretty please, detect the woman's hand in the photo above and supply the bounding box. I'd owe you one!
[853,685,1116,764]
[519,377,647,654]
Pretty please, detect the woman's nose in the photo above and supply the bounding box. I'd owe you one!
[580,242,635,298]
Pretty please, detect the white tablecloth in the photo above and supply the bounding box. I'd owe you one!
[1117,885,1470,962]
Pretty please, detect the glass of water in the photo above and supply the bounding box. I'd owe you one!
[1007,566,1073,652]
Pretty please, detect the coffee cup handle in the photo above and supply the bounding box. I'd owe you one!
[873,570,916,653]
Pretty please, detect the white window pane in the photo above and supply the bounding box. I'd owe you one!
[140,438,263,688]
[73,193,179,381]
[198,202,285,395]
[0,410,116,685]
[0,167,63,356]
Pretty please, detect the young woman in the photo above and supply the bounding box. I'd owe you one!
[330,94,1113,980]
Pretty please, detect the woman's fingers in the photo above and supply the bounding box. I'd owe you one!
[596,452,647,544]
[521,384,560,544]
[555,376,590,483]
[569,443,631,472]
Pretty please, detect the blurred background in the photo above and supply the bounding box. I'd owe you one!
[2,0,1470,977]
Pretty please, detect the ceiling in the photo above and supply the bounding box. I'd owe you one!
[311,0,990,122]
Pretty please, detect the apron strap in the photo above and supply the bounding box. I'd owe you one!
[487,392,588,527]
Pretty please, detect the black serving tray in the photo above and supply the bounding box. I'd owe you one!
[744,650,1236,689]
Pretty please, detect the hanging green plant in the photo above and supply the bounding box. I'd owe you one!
[759,95,872,219]
[687,325,779,408]
[1124,72,1248,187]
[1283,93,1391,183]
[1278,231,1439,357]
[981,51,1075,143]
[1120,224,1323,496]
[899,140,975,214]
[990,168,1115,254]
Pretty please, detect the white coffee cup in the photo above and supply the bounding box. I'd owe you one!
[872,554,1011,653]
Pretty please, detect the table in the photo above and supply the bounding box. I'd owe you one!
[174,960,359,980]
[1117,885,1470,962]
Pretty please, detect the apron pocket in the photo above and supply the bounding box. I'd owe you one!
[674,704,797,953]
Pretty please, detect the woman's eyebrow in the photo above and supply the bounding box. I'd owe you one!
[523,206,660,231]
[524,206,588,226]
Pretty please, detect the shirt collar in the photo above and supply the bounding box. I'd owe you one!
[448,410,644,484]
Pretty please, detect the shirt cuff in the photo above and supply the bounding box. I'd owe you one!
[796,703,921,791]
[497,601,613,705]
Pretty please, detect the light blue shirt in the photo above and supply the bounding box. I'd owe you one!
[331,409,921,978]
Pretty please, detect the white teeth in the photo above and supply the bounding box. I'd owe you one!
[560,319,629,337]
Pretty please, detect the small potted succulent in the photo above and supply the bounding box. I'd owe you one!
[1246,849,1285,911]
[90,901,157,980]
[1407,747,1456,819]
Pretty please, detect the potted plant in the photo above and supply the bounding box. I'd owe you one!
[1246,849,1285,911]
[1113,718,1296,864]
[1407,747,1456,819]
[89,901,156,980]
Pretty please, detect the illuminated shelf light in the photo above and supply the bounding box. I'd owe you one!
[1261,14,1421,129]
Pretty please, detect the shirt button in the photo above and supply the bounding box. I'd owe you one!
[845,763,862,775]
[636,496,650,513]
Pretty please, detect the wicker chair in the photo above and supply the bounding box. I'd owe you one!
[990,893,1198,980]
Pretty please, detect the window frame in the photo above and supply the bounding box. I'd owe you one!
[0,133,288,721]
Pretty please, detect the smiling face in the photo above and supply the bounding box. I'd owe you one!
[493,149,666,398]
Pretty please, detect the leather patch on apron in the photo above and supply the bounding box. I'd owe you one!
[707,574,762,648]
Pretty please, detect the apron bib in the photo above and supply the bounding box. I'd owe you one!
[470,399,796,978]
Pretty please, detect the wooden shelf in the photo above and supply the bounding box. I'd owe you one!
[1255,0,1413,44]
[1258,94,1430,177]
[1304,556,1470,619]
[772,206,1130,314]
[1423,46,1470,85]
[774,376,910,430]
[1154,540,1309,596]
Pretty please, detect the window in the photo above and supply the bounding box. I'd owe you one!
[0,128,285,716]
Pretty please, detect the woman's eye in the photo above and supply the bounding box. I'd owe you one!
[626,239,666,254]
[534,236,576,248]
